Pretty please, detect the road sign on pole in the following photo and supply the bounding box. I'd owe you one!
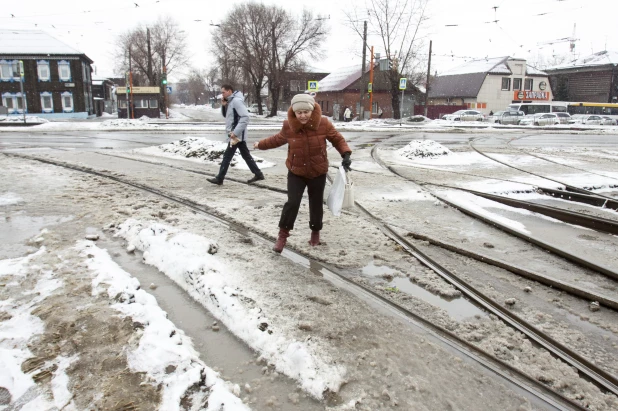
[368,83,373,93]
[166,86,172,94]
[399,78,407,90]
[307,81,318,92]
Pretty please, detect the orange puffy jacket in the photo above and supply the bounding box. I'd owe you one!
[257,104,351,179]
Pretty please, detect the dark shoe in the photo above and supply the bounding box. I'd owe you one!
[308,230,321,246]
[273,228,290,253]
[207,177,222,185]
[247,173,265,184]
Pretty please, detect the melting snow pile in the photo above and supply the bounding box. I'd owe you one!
[101,118,159,128]
[396,140,452,159]
[146,137,275,169]
[2,116,49,123]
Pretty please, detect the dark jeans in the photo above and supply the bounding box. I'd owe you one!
[279,171,327,231]
[216,140,262,181]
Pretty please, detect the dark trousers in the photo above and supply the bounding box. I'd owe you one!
[216,141,262,181]
[279,171,327,231]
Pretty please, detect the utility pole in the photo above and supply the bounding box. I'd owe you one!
[369,46,374,119]
[147,28,153,86]
[129,47,134,119]
[162,52,168,119]
[271,19,277,116]
[359,20,367,120]
[424,40,432,117]
[18,61,26,124]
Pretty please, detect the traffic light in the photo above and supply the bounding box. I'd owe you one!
[388,59,392,70]
[126,86,130,93]
[161,74,167,85]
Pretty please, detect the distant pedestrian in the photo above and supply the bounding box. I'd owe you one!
[253,93,352,253]
[378,107,383,118]
[343,106,351,122]
[489,110,494,116]
[207,84,264,185]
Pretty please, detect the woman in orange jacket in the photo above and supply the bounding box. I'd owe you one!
[254,93,352,253]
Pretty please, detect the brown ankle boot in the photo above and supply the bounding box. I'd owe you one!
[273,228,290,253]
[308,230,321,246]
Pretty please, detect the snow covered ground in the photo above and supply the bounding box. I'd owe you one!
[1,125,618,409]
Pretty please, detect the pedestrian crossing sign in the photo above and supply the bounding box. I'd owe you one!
[399,78,407,90]
[308,81,318,92]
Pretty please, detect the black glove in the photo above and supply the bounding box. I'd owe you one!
[341,152,352,172]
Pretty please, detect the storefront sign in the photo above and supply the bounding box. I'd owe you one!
[65,83,75,87]
[539,81,547,91]
[514,90,549,100]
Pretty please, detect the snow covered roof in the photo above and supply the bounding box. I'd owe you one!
[0,29,88,59]
[546,50,618,71]
[317,63,374,92]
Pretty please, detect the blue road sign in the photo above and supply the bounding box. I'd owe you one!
[166,86,172,94]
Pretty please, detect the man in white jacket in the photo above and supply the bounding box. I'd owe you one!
[208,84,265,185]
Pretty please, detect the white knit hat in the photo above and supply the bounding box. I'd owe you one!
[291,93,315,112]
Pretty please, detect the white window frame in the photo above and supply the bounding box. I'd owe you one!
[0,60,19,81]
[58,60,71,81]
[2,92,25,114]
[61,91,74,112]
[513,78,522,91]
[40,92,54,113]
[524,78,533,91]
[118,100,127,109]
[37,60,50,81]
[501,77,511,91]
[135,98,148,108]
[149,99,158,108]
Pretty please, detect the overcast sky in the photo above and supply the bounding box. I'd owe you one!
[2,0,616,81]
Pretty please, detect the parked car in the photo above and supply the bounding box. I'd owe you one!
[555,112,572,124]
[248,103,263,114]
[442,110,484,121]
[487,110,525,124]
[600,116,617,125]
[518,113,560,126]
[568,114,603,125]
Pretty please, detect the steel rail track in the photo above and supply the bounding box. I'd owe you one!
[3,151,590,410]
[469,138,618,202]
[506,137,618,183]
[371,145,618,282]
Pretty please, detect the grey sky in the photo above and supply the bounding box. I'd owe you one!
[2,0,615,79]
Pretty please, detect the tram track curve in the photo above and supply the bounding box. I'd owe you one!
[4,150,616,408]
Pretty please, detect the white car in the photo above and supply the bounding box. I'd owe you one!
[555,112,572,124]
[248,103,264,114]
[600,116,617,125]
[487,110,525,124]
[442,110,484,121]
[568,114,603,125]
[518,113,560,126]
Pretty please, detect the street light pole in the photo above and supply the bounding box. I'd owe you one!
[359,21,367,120]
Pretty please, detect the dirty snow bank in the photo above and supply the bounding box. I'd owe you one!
[396,140,452,158]
[115,219,346,399]
[0,192,23,206]
[136,137,276,169]
[77,240,249,411]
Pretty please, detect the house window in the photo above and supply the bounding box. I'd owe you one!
[149,99,158,108]
[37,60,50,81]
[135,99,148,108]
[0,60,19,81]
[58,61,71,81]
[119,100,127,109]
[513,78,522,90]
[2,93,25,113]
[61,92,73,112]
[524,78,533,91]
[501,78,511,91]
[40,92,53,112]
[290,80,301,92]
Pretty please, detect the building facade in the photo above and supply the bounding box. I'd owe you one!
[429,57,552,114]
[0,30,95,119]
[92,77,117,116]
[545,51,618,103]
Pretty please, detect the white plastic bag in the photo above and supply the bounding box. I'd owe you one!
[327,166,347,216]
[342,171,354,209]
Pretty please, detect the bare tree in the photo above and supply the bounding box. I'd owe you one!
[114,16,189,87]
[266,8,328,116]
[212,3,273,115]
[346,0,429,119]
[176,68,208,105]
